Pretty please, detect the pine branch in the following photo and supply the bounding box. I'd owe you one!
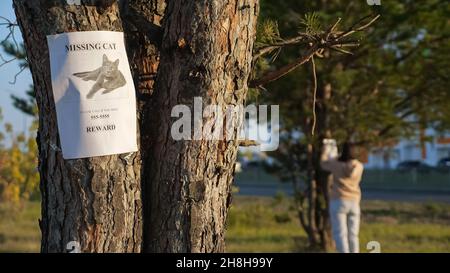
[250,44,318,88]
[238,140,260,147]
[253,36,307,61]
[251,14,380,88]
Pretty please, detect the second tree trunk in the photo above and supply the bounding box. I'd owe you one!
[145,0,259,252]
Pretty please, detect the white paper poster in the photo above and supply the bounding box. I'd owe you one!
[323,138,338,160]
[47,31,137,159]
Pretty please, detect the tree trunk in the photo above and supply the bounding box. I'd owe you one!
[14,0,142,253]
[299,143,333,252]
[296,82,334,252]
[315,169,334,251]
[145,0,259,252]
[306,143,320,247]
[314,82,334,251]
[121,0,165,101]
[119,0,168,252]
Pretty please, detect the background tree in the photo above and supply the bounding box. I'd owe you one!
[0,41,36,116]
[0,108,39,206]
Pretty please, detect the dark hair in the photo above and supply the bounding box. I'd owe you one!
[339,142,356,162]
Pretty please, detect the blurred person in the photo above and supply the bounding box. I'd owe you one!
[321,141,364,253]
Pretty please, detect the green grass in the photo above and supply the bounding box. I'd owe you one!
[1,197,449,253]
[226,196,307,253]
[226,196,450,253]
[0,202,41,253]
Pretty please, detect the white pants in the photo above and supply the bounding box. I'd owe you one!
[329,199,360,253]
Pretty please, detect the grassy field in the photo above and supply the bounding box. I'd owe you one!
[1,197,450,253]
[227,196,450,253]
[0,202,41,252]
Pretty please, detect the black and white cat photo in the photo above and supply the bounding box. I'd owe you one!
[73,54,126,99]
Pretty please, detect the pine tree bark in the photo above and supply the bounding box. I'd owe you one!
[13,0,142,253]
[297,82,334,251]
[314,82,334,251]
[146,0,259,252]
[121,0,165,101]
[119,0,166,251]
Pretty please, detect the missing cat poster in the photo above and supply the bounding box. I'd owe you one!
[47,31,138,159]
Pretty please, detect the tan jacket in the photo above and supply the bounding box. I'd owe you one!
[320,159,364,202]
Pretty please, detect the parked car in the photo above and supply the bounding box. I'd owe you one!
[436,157,450,173]
[396,160,433,173]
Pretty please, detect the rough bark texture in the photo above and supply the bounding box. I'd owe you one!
[146,0,259,252]
[120,0,166,251]
[14,0,142,253]
[315,83,334,251]
[122,0,165,100]
[296,82,334,251]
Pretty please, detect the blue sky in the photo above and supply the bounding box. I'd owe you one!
[0,0,33,135]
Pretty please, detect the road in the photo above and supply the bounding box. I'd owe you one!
[235,183,450,203]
